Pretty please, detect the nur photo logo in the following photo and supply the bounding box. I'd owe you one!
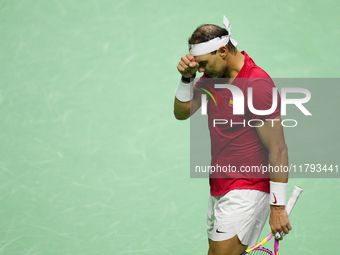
[198,81,312,127]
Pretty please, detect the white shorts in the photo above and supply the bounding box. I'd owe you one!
[207,189,270,247]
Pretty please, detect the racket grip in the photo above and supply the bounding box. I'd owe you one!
[285,186,303,215]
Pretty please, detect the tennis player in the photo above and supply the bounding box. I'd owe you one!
[174,16,292,255]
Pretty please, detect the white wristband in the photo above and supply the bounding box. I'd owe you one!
[175,78,194,102]
[269,181,288,206]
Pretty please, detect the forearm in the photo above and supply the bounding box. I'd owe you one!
[174,53,201,120]
[174,80,202,120]
[173,76,194,120]
[174,98,191,120]
[268,143,290,238]
[268,143,289,214]
[256,118,292,237]
[269,143,289,183]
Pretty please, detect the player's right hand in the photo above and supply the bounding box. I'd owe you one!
[177,54,199,78]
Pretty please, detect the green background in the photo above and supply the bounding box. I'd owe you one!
[1,0,339,254]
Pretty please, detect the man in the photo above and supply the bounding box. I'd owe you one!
[173,16,291,255]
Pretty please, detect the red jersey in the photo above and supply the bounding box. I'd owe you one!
[195,51,280,196]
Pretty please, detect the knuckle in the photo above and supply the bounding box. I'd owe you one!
[187,54,194,61]
[180,63,188,70]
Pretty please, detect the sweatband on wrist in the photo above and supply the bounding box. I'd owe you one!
[175,78,194,102]
[269,181,288,206]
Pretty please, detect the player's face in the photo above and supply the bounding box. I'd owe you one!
[195,53,226,78]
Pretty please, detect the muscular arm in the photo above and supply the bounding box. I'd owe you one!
[255,117,292,239]
[256,116,288,182]
[174,86,204,120]
[174,54,204,120]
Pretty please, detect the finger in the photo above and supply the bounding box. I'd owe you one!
[274,232,281,240]
[282,225,290,234]
[188,61,199,68]
[177,64,186,73]
[178,60,189,70]
[287,222,292,231]
[273,225,284,240]
[186,54,195,62]
[181,56,192,66]
[181,57,198,70]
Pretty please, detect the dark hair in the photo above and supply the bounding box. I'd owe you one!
[188,24,237,55]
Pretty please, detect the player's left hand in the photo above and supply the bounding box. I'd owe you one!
[269,205,292,240]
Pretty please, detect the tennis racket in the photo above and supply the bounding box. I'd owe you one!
[241,185,303,255]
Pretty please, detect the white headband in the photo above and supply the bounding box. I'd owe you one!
[189,15,238,56]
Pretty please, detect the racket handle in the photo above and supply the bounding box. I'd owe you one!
[274,239,279,255]
[285,186,303,215]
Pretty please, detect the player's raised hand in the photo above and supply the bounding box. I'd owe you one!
[177,54,199,78]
